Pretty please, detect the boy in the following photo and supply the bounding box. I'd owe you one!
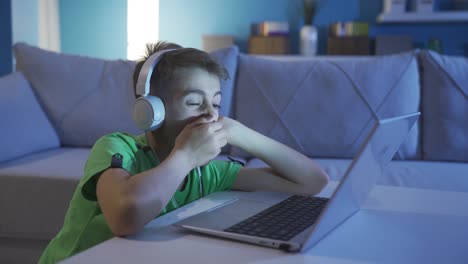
[39,41,328,263]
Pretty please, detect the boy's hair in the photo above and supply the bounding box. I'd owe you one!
[132,41,229,99]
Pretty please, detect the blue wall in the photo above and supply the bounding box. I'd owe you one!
[5,0,467,62]
[160,0,468,56]
[159,0,362,53]
[59,0,127,59]
[313,0,361,54]
[11,0,39,47]
[0,0,12,77]
[159,0,303,52]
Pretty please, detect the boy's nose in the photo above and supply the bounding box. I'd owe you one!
[201,105,218,122]
[201,113,217,123]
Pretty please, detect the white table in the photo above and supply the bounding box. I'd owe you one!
[62,183,468,264]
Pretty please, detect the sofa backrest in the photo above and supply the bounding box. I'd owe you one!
[11,42,466,163]
[13,43,239,148]
[232,52,422,160]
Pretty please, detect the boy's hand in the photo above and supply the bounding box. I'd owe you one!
[218,116,243,147]
[173,117,227,168]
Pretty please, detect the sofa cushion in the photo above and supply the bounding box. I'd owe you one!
[0,72,60,163]
[0,148,90,240]
[419,51,468,162]
[209,45,239,118]
[247,158,468,193]
[233,52,421,160]
[0,149,244,241]
[14,43,140,147]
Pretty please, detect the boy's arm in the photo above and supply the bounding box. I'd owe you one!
[221,117,329,195]
[96,149,191,236]
[97,118,226,236]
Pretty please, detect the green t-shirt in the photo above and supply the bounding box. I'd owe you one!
[39,133,241,264]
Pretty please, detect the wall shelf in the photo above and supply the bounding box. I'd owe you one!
[377,11,468,23]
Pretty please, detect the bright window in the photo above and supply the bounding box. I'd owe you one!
[127,0,159,60]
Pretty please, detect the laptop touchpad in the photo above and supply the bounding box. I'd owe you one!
[183,199,275,231]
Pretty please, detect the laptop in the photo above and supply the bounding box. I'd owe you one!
[174,112,420,253]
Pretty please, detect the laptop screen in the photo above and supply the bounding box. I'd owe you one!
[302,113,420,251]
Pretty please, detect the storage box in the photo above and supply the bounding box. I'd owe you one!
[375,35,413,55]
[327,36,372,55]
[202,35,234,52]
[248,36,290,54]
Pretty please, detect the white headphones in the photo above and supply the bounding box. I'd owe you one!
[132,49,174,131]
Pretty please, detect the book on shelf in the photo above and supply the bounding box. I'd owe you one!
[251,21,289,36]
[329,22,369,37]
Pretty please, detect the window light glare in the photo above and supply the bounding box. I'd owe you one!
[127,0,159,60]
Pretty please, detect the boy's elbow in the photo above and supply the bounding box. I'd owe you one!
[107,195,167,237]
[108,216,138,237]
[106,198,142,237]
[110,222,138,237]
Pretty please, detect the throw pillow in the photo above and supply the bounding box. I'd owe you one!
[14,43,140,147]
[420,50,468,162]
[233,52,421,160]
[0,72,60,162]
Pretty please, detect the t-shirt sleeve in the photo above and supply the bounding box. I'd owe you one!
[205,160,242,194]
[81,134,136,201]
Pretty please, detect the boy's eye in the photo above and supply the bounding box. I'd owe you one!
[187,102,201,106]
[213,104,221,109]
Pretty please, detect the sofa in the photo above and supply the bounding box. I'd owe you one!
[0,42,467,264]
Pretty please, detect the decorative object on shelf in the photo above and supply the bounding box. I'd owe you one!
[383,0,408,14]
[408,0,435,13]
[300,0,319,56]
[300,26,318,56]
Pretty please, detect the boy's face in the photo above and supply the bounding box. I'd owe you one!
[161,67,222,139]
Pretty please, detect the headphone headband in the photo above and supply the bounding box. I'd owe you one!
[135,49,175,97]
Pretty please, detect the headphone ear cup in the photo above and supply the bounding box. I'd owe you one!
[132,96,165,131]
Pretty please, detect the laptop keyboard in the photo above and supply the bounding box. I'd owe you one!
[224,195,329,241]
